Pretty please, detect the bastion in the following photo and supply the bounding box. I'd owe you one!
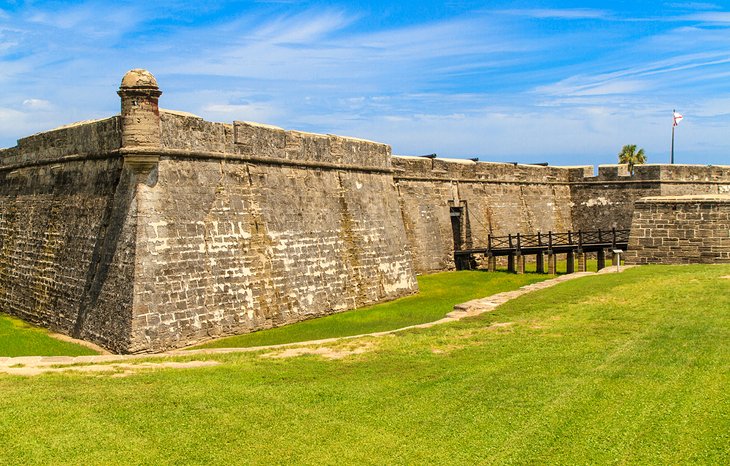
[0,69,417,353]
[1,69,730,353]
[625,195,730,264]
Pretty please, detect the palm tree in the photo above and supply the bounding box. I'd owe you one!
[618,144,646,175]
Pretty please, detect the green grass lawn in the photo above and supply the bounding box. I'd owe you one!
[0,313,98,357]
[191,270,550,349]
[1,265,728,464]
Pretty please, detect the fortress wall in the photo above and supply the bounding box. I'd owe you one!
[393,157,574,272]
[625,195,730,265]
[570,164,730,232]
[3,68,728,353]
[0,119,142,352]
[570,165,661,231]
[129,118,417,351]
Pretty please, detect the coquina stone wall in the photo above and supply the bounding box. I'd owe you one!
[625,195,730,264]
[393,161,730,273]
[0,117,144,353]
[129,114,416,351]
[393,157,574,272]
[570,164,730,232]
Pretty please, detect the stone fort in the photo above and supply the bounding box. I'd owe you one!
[1,69,729,353]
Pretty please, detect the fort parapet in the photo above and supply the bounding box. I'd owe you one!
[1,69,729,353]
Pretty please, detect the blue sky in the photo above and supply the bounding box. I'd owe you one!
[1,1,729,167]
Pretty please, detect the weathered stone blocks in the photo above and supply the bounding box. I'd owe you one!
[625,195,730,265]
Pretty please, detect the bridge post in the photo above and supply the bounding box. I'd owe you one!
[515,233,524,274]
[508,253,515,273]
[612,249,622,268]
[488,254,496,272]
[577,251,587,272]
[547,231,556,274]
[566,250,575,274]
[536,251,545,274]
[597,248,606,270]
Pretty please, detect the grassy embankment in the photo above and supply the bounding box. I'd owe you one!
[192,270,549,349]
[0,264,727,464]
[0,271,547,357]
[0,314,97,357]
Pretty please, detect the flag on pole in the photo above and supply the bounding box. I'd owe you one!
[673,111,683,126]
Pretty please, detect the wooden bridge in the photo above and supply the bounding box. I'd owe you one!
[454,229,630,274]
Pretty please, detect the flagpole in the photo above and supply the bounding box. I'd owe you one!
[671,109,675,164]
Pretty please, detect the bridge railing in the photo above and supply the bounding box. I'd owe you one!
[486,229,630,251]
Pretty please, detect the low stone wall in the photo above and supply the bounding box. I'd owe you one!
[571,164,730,232]
[625,195,730,265]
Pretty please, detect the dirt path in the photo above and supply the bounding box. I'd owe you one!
[0,267,633,375]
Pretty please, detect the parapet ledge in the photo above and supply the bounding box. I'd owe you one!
[597,164,631,178]
[232,120,391,169]
[15,116,120,149]
[160,108,203,119]
[391,156,577,182]
[1,116,122,168]
[651,163,730,181]
[636,194,730,204]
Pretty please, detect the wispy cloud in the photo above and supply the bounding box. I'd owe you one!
[535,51,730,99]
[22,98,52,110]
[681,11,730,22]
[26,1,143,38]
[496,9,609,20]
[665,2,722,10]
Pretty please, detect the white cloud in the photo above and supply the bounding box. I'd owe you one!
[251,10,356,44]
[202,102,283,122]
[22,98,52,110]
[26,2,141,37]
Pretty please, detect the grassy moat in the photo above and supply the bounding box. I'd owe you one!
[0,264,728,464]
[191,270,549,349]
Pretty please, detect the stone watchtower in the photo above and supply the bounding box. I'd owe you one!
[117,69,162,171]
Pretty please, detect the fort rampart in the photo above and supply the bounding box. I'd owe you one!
[1,69,729,353]
[625,195,730,264]
[394,160,730,272]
